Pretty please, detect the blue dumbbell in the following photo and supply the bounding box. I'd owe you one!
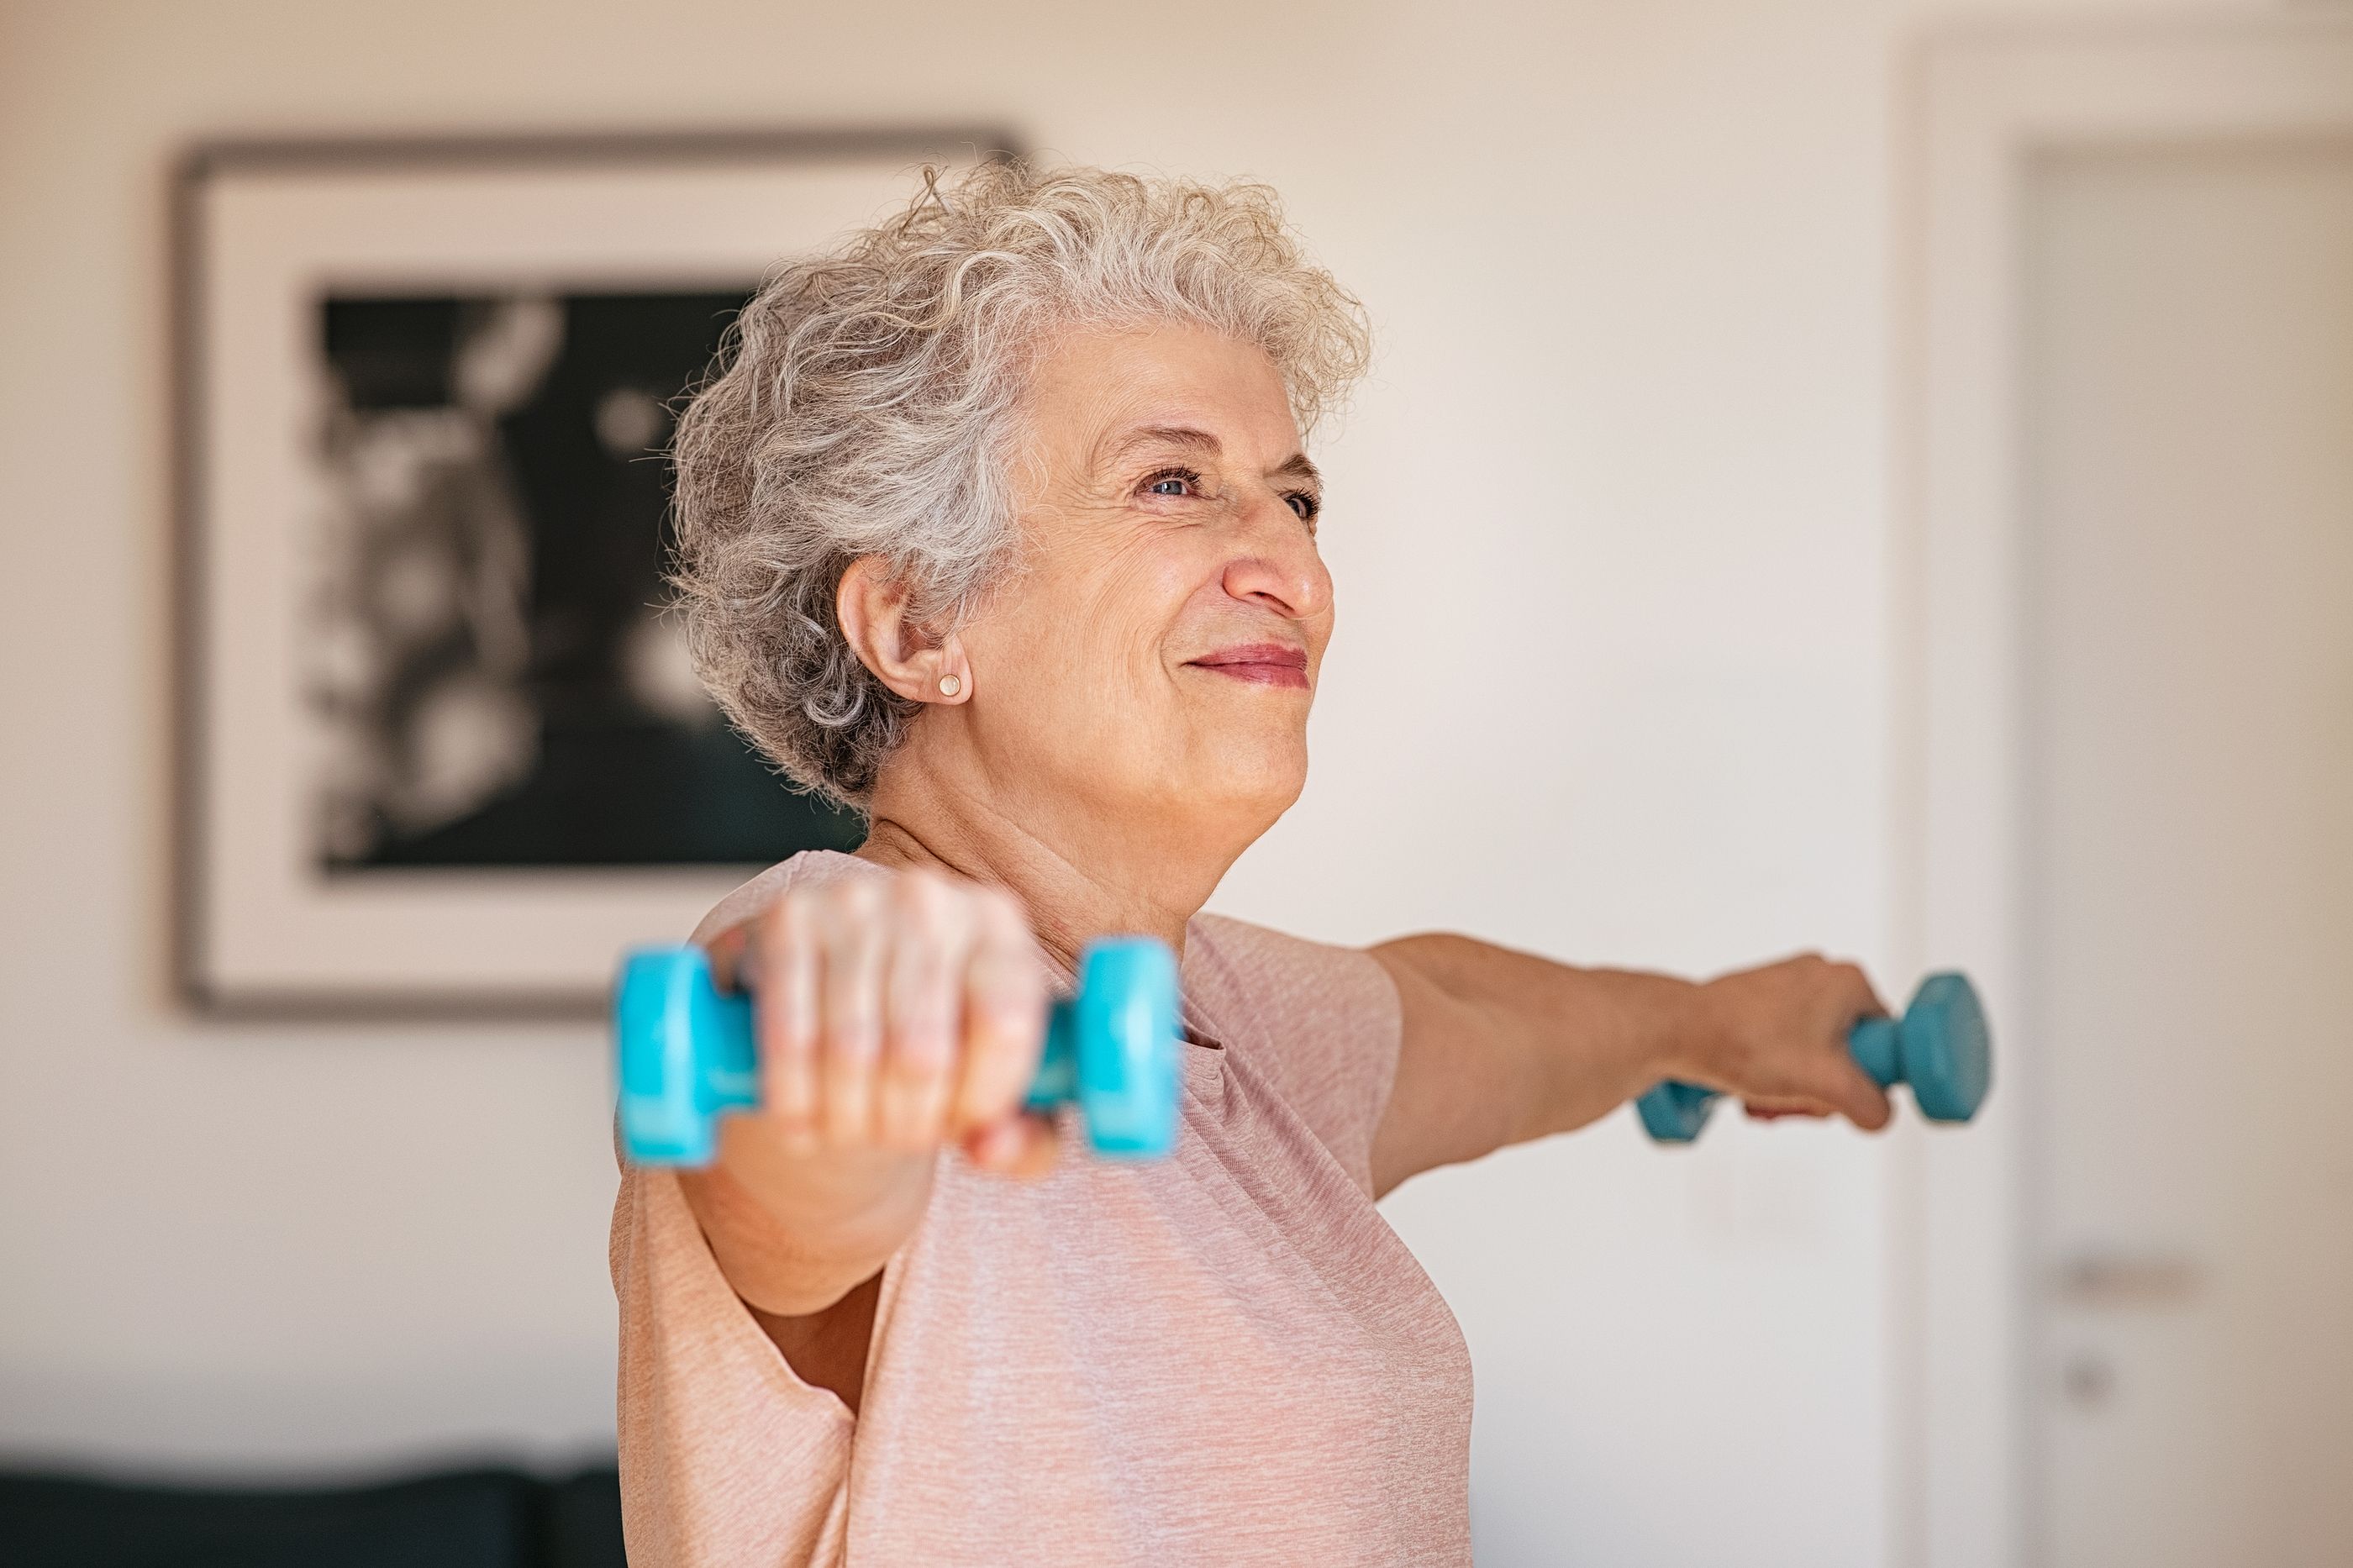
[1635,972,1992,1143]
[613,936,1182,1167]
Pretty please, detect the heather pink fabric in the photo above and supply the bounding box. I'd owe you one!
[611,850,1473,1565]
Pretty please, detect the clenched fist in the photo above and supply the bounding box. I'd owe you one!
[680,866,1061,1318]
[1681,953,1894,1129]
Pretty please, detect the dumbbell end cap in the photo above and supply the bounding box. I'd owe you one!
[1071,938,1182,1160]
[1904,971,1992,1123]
[614,946,728,1168]
[1635,1081,1719,1143]
[1081,1123,1176,1160]
[615,1107,720,1167]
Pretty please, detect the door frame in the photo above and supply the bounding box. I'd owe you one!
[1899,16,2353,1568]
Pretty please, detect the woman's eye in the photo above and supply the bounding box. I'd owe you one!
[1287,492,1320,523]
[1144,470,1199,499]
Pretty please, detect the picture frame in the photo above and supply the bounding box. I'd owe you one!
[173,126,1019,1016]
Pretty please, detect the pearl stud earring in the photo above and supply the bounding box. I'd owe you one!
[938,672,963,698]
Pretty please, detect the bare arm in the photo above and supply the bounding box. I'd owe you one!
[1366,935,1892,1197]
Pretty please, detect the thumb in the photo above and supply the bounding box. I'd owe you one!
[1818,1052,1893,1132]
[961,1112,1061,1179]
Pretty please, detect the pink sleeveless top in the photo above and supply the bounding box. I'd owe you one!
[610,851,1473,1565]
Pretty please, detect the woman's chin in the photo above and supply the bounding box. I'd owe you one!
[1190,747,1309,825]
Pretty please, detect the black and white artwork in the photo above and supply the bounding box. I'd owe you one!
[308,288,858,871]
[179,132,1008,1011]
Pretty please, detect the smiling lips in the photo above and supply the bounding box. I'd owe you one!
[1187,642,1311,690]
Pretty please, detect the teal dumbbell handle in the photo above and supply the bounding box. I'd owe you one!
[615,936,1181,1167]
[1635,971,1992,1143]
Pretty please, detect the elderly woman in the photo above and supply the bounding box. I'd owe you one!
[611,161,1892,1566]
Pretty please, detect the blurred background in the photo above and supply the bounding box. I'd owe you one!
[3,2,2348,1565]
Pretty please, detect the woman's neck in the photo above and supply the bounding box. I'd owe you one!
[855,772,1234,974]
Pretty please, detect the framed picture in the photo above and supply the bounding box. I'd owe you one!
[175,127,1016,1015]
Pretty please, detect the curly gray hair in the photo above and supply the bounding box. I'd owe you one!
[668,159,1372,808]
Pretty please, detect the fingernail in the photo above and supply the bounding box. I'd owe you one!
[974,1120,1019,1168]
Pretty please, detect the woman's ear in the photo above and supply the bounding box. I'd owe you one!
[836,556,971,705]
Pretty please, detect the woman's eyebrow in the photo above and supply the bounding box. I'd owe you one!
[1103,424,1322,488]
[1103,424,1224,466]
[1271,452,1322,489]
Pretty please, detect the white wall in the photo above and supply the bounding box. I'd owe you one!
[0,1,2240,1562]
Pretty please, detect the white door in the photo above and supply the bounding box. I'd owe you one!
[2024,139,2353,1566]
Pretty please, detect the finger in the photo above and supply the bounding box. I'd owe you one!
[961,1113,1061,1180]
[818,878,887,1146]
[1742,1095,1834,1119]
[754,894,823,1150]
[1812,1053,1894,1131]
[702,920,752,992]
[948,891,1047,1133]
[875,875,972,1151]
[1824,961,1895,1129]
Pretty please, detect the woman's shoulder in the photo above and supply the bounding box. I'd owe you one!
[1183,914,1398,1027]
[1183,914,1403,1193]
[687,849,873,944]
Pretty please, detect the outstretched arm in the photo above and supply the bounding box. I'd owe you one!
[1365,936,1892,1197]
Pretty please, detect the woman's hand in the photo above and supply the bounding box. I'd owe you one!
[1676,954,1893,1129]
[676,867,1056,1319]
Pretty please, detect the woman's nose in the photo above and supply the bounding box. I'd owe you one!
[1219,502,1331,621]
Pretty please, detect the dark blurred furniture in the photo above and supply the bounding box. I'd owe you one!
[0,1464,624,1568]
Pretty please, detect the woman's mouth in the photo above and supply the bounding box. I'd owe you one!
[1187,643,1311,690]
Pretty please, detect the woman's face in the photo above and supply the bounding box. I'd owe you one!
[954,323,1333,857]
